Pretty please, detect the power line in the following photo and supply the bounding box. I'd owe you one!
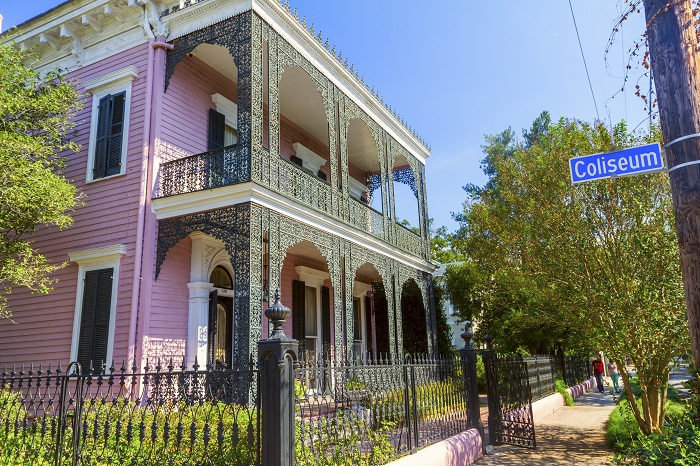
[568,0,601,121]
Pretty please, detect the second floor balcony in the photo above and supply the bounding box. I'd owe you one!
[154,11,429,261]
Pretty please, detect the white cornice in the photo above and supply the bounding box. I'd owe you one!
[83,65,139,92]
[4,0,146,73]
[295,266,329,288]
[68,243,128,264]
[151,182,433,272]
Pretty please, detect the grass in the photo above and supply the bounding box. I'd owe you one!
[606,377,685,451]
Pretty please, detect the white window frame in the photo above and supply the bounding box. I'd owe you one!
[353,281,372,357]
[295,266,330,358]
[68,244,127,370]
[84,66,138,183]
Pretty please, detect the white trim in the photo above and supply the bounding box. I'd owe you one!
[295,266,329,288]
[68,244,127,369]
[292,142,327,173]
[83,65,139,93]
[68,244,128,264]
[85,68,135,183]
[150,182,435,273]
[211,93,238,130]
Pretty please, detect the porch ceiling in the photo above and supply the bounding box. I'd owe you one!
[191,43,239,83]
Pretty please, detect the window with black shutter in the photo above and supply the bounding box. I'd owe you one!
[208,109,226,151]
[321,286,331,355]
[77,268,113,371]
[292,280,306,346]
[93,92,126,180]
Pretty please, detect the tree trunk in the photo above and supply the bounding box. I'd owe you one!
[644,0,700,368]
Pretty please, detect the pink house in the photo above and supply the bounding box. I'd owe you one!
[1,0,436,373]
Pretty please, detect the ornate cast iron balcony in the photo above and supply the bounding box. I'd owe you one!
[348,196,386,240]
[156,147,430,261]
[158,145,249,197]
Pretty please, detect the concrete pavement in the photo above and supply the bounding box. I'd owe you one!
[475,389,618,465]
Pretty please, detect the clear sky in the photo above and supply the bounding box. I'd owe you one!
[0,1,650,231]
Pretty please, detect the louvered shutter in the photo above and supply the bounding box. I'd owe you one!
[77,268,113,372]
[106,92,125,176]
[208,109,226,150]
[365,296,372,351]
[292,280,306,343]
[93,95,111,179]
[321,286,331,353]
[208,290,218,367]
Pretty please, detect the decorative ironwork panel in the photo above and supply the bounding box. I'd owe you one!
[158,145,250,197]
[276,156,332,212]
[524,356,558,402]
[0,361,260,465]
[348,196,385,239]
[294,354,468,464]
[165,11,253,184]
[484,356,536,449]
[392,167,418,199]
[156,204,255,365]
[393,222,425,258]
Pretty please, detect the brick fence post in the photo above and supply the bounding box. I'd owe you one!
[258,290,298,466]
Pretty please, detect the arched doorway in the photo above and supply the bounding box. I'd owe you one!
[209,265,234,368]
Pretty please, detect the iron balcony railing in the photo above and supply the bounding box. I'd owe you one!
[157,148,430,261]
[158,144,250,198]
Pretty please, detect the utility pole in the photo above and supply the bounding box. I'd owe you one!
[643,0,700,368]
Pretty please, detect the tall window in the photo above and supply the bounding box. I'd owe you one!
[77,268,113,370]
[69,244,126,373]
[84,66,137,182]
[93,92,126,179]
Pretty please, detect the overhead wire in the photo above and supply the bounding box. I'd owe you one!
[568,0,601,122]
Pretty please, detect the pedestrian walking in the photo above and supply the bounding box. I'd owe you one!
[608,361,621,393]
[592,355,605,393]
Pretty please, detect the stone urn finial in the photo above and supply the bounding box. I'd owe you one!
[460,321,474,349]
[265,289,291,340]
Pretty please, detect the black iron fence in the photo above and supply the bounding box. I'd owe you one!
[524,355,591,402]
[294,353,472,465]
[0,360,260,466]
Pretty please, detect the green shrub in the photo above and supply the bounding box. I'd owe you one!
[476,356,487,393]
[607,377,685,453]
[555,379,575,406]
[612,413,700,465]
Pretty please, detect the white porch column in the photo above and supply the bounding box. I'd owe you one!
[187,281,212,369]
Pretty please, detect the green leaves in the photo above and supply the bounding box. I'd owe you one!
[445,112,689,432]
[0,40,82,318]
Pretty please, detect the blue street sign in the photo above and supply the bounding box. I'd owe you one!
[569,142,664,184]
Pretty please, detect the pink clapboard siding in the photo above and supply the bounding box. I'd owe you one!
[143,237,191,365]
[160,56,238,162]
[0,43,150,367]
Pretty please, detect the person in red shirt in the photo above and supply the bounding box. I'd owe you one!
[592,355,605,393]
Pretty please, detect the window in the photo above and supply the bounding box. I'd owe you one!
[210,93,238,149]
[84,66,137,182]
[69,244,126,372]
[77,268,113,370]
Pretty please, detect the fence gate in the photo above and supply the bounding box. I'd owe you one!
[484,355,536,449]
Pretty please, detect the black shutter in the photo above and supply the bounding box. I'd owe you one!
[365,296,372,354]
[106,92,125,176]
[208,109,226,150]
[208,290,218,367]
[93,92,126,179]
[93,95,111,179]
[321,286,331,353]
[292,280,306,343]
[77,268,113,372]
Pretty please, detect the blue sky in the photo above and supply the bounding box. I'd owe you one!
[1,1,649,231]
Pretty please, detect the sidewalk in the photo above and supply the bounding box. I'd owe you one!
[475,389,617,465]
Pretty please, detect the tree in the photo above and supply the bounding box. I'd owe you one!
[0,40,82,318]
[447,113,689,433]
